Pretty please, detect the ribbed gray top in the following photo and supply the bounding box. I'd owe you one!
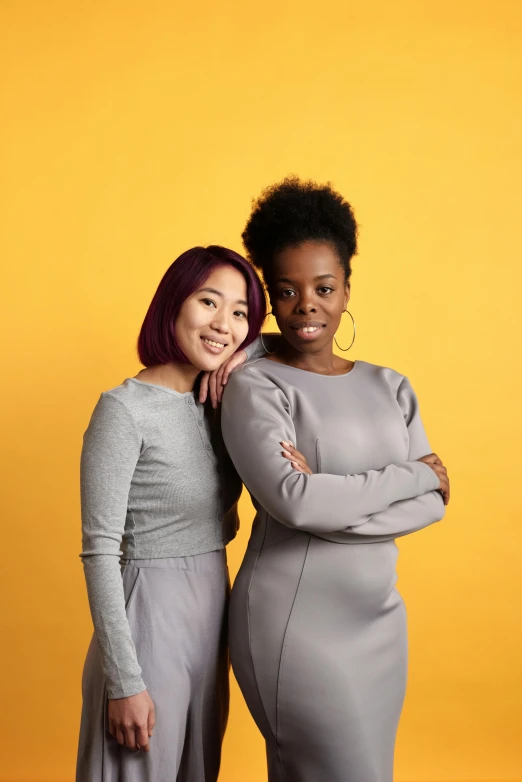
[80,378,241,698]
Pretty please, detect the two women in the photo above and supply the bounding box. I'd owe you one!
[76,245,306,781]
[78,178,449,782]
[221,177,449,782]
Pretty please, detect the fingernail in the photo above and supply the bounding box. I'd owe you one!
[281,441,290,448]
[291,461,299,469]
[282,450,291,457]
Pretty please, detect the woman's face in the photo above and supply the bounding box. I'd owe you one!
[269,241,349,354]
[175,265,250,371]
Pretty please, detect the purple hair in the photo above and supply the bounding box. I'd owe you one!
[138,246,266,367]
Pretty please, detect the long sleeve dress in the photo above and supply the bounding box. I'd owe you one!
[221,357,445,782]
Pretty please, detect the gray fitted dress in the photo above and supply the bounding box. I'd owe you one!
[221,358,445,782]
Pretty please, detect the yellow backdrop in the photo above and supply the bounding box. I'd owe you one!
[1,1,521,780]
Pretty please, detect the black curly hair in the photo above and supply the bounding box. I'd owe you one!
[242,176,358,287]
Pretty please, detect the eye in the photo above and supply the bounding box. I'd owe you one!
[234,310,247,319]
[318,286,334,295]
[202,298,217,308]
[280,288,296,298]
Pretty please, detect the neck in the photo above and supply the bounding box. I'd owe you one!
[276,340,345,374]
[136,361,201,393]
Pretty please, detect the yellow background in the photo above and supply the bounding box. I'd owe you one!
[1,1,521,780]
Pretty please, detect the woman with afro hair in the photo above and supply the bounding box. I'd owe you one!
[221,177,450,782]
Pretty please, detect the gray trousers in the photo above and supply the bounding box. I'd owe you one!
[76,551,229,782]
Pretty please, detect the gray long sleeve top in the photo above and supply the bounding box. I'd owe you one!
[80,339,267,699]
[221,358,444,548]
[80,378,243,698]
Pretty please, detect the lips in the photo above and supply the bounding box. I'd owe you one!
[290,321,326,341]
[200,336,228,353]
[291,321,326,331]
[292,320,325,334]
[201,336,227,348]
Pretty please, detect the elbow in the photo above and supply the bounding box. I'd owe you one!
[269,474,316,529]
[263,502,308,530]
[282,511,312,530]
[262,494,313,530]
[435,490,446,521]
[427,490,446,524]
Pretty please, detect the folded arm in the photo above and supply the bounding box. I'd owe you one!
[221,368,441,536]
[319,376,445,542]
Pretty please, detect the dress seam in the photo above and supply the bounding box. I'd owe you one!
[245,511,281,748]
[275,534,311,778]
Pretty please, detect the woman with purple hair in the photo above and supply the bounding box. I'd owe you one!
[76,245,308,782]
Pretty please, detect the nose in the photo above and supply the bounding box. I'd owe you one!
[295,294,317,314]
[210,311,230,335]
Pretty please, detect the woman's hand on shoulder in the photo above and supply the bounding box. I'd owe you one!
[199,350,248,408]
[108,689,155,752]
[417,453,450,505]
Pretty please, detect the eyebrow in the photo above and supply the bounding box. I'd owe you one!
[275,274,338,284]
[199,287,248,307]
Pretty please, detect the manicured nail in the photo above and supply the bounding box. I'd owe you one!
[282,450,291,458]
[281,440,291,448]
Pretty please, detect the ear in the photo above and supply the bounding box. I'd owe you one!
[343,282,351,310]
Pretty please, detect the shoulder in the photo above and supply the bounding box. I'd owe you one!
[227,359,279,387]
[100,378,183,418]
[86,381,143,441]
[224,360,292,412]
[357,362,423,421]
[103,377,159,405]
[355,360,408,395]
[96,380,140,417]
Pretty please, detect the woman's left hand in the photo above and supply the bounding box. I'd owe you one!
[281,441,313,474]
[199,350,248,408]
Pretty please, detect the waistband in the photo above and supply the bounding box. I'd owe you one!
[120,549,226,573]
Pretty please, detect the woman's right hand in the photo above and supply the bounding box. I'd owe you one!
[108,689,155,752]
[417,453,450,505]
[199,350,248,408]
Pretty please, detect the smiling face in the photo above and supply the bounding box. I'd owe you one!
[174,265,250,371]
[269,241,350,355]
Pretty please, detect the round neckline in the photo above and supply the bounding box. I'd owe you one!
[259,357,360,378]
[127,377,196,398]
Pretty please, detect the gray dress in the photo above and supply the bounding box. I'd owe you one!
[221,358,445,782]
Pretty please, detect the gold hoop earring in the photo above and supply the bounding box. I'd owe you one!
[260,331,277,354]
[334,309,356,352]
[260,311,277,355]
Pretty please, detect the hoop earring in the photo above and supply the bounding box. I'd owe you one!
[334,309,356,352]
[260,311,277,355]
[260,331,277,354]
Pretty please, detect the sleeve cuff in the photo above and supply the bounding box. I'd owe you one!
[107,677,146,700]
[414,461,442,493]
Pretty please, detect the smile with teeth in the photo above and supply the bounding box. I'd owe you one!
[298,326,322,333]
[201,337,226,348]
